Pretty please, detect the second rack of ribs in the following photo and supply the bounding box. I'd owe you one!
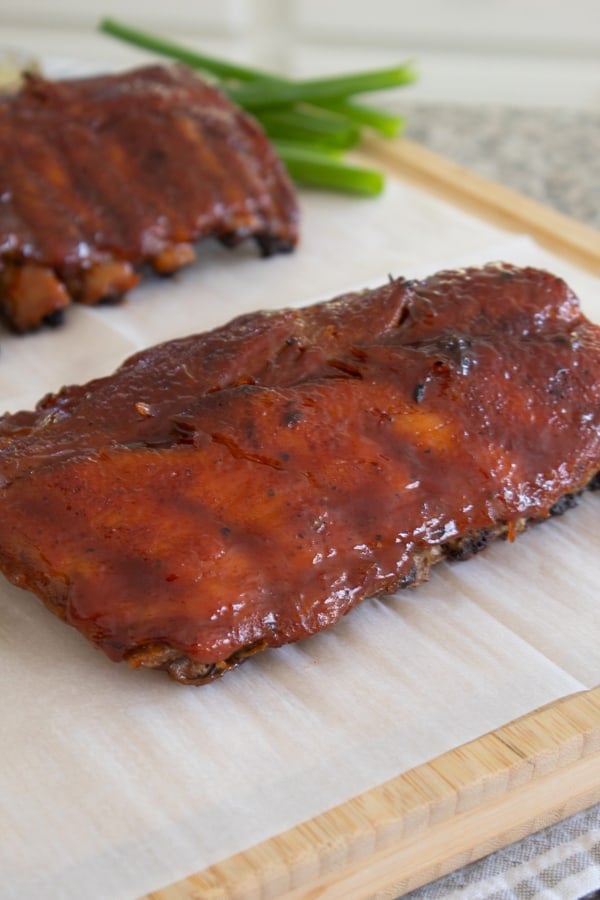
[0,64,298,331]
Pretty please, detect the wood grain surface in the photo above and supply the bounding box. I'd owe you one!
[364,137,600,277]
[146,139,600,900]
[148,688,600,899]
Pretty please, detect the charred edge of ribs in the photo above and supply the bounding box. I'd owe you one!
[125,474,597,685]
[125,640,270,685]
[0,65,299,332]
[42,308,66,328]
[254,233,297,258]
[587,471,600,492]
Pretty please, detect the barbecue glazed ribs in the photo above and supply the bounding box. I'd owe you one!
[0,263,598,684]
[0,64,298,332]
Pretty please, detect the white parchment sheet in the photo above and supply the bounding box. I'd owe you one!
[1,176,599,900]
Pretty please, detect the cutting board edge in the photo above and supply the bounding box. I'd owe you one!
[361,136,600,276]
[147,684,600,900]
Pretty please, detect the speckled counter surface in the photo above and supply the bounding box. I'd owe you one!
[403,103,600,231]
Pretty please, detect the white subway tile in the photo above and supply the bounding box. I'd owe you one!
[288,0,600,55]
[0,0,251,33]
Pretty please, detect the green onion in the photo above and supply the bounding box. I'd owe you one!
[316,98,405,138]
[98,17,417,195]
[271,140,345,160]
[227,64,417,111]
[259,108,361,150]
[100,17,265,82]
[274,143,385,196]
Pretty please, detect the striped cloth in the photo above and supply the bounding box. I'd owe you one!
[404,803,600,899]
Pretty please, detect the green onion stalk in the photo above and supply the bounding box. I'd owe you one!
[99,17,417,195]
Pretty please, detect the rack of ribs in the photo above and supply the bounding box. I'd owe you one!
[0,64,298,332]
[0,263,598,683]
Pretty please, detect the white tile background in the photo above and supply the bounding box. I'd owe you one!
[2,0,599,51]
[1,0,599,108]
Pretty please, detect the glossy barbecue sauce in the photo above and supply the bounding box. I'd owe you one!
[0,264,598,682]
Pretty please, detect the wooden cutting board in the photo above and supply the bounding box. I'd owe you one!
[146,139,600,900]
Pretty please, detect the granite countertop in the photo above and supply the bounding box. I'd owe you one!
[403,103,600,231]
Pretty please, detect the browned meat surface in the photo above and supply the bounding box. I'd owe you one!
[0,64,298,331]
[0,263,598,684]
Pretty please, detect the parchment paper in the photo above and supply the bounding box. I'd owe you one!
[0,173,598,900]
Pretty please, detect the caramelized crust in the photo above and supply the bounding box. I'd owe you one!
[0,64,298,331]
[0,263,598,683]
